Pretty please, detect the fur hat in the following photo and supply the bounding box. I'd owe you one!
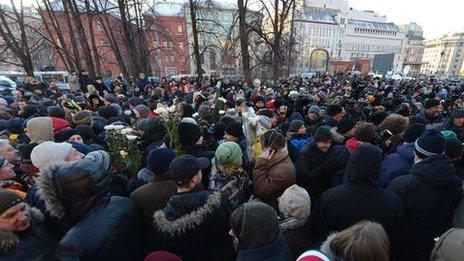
[73,110,92,125]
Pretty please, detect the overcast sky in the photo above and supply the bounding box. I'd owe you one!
[12,0,464,39]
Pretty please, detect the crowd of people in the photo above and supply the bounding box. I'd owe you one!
[0,70,463,261]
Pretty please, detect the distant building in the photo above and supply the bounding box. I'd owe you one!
[145,2,190,76]
[400,22,424,76]
[421,33,464,76]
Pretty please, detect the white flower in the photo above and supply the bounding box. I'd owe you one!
[121,128,133,135]
[168,105,176,113]
[126,135,138,140]
[219,110,225,115]
[113,125,125,130]
[104,125,114,130]
[219,98,226,103]
[192,112,199,118]
[119,150,128,158]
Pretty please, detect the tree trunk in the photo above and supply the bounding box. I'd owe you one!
[189,0,203,81]
[61,0,82,70]
[84,0,101,76]
[238,0,252,86]
[118,0,140,77]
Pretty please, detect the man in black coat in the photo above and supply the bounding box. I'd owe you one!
[387,130,463,261]
[296,126,350,204]
[149,154,234,261]
[311,144,406,260]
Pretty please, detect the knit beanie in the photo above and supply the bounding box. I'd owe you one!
[6,118,24,134]
[425,98,440,109]
[278,184,311,220]
[337,118,356,135]
[233,202,280,250]
[178,122,201,147]
[73,110,92,125]
[104,94,117,104]
[146,148,176,176]
[133,104,150,118]
[47,106,65,119]
[98,105,119,119]
[307,105,321,115]
[287,120,305,134]
[109,103,123,115]
[445,138,463,160]
[30,141,74,170]
[54,129,81,143]
[85,150,111,171]
[313,126,333,142]
[414,129,446,158]
[402,123,426,143]
[26,117,71,143]
[127,96,142,107]
[215,142,242,168]
[0,189,23,214]
[225,122,244,138]
[256,115,272,137]
[198,104,212,118]
[258,109,275,119]
[326,104,342,117]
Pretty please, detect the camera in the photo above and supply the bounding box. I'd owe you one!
[373,129,393,146]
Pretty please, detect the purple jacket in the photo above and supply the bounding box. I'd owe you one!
[379,143,415,188]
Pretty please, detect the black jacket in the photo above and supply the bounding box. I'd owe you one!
[296,141,350,204]
[149,185,234,261]
[311,144,406,259]
[387,155,463,261]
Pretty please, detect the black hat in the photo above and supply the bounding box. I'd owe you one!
[287,120,304,133]
[337,118,356,135]
[47,106,65,119]
[213,122,226,140]
[445,137,463,160]
[257,109,274,118]
[0,189,23,214]
[54,129,81,142]
[326,105,343,117]
[98,105,119,119]
[414,129,445,158]
[178,122,201,147]
[225,122,244,138]
[424,99,440,110]
[402,123,426,143]
[313,126,333,142]
[127,97,142,107]
[169,154,210,186]
[6,118,24,134]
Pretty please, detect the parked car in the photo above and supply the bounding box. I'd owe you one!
[0,75,17,90]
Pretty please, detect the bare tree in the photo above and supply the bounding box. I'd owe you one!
[189,0,203,80]
[238,0,252,85]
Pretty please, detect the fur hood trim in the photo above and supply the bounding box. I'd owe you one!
[35,162,68,219]
[153,192,222,236]
[0,207,44,253]
[320,233,338,260]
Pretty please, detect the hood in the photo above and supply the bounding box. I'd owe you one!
[35,159,109,222]
[26,117,53,143]
[410,155,457,186]
[344,143,382,187]
[0,207,44,253]
[320,233,340,261]
[396,143,415,162]
[152,190,222,237]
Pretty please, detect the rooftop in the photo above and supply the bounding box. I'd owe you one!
[348,19,399,32]
[297,6,340,24]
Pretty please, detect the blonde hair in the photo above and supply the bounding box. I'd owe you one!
[329,220,390,261]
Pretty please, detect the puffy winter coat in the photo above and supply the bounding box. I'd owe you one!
[378,143,415,188]
[387,155,463,261]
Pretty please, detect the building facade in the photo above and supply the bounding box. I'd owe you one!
[421,33,464,76]
[399,22,424,76]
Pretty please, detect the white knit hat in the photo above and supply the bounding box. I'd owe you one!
[278,184,311,220]
[31,141,74,170]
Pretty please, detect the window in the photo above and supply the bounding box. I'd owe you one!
[179,42,184,50]
[169,42,174,48]
[170,55,175,63]
[166,67,177,76]
[177,25,183,33]
[163,42,168,48]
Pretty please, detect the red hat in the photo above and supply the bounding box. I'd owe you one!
[297,250,330,261]
[51,117,71,135]
[266,100,276,110]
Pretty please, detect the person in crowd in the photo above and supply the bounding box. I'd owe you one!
[297,126,350,203]
[229,202,293,261]
[30,141,83,171]
[430,228,464,261]
[253,129,296,210]
[378,123,426,188]
[278,184,312,258]
[209,142,250,208]
[224,122,250,169]
[25,117,71,143]
[345,122,377,151]
[387,129,463,260]
[286,119,310,163]
[319,220,390,261]
[445,137,464,178]
[377,113,409,153]
[415,98,442,128]
[311,144,405,259]
[130,148,177,226]
[321,104,343,128]
[305,105,322,132]
[150,154,233,261]
[0,156,26,197]
[445,108,464,142]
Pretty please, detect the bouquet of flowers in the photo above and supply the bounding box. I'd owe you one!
[104,124,141,177]
[155,104,183,155]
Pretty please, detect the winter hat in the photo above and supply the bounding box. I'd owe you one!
[22,105,41,119]
[297,250,331,261]
[144,251,182,261]
[225,108,238,118]
[0,189,23,214]
[169,154,210,186]
[266,100,277,111]
[73,110,92,125]
[98,105,119,119]
[104,94,117,104]
[231,202,280,250]
[133,104,150,119]
[6,118,24,134]
[441,130,457,139]
[317,91,327,101]
[425,98,440,109]
[225,122,243,138]
[197,104,212,118]
[47,106,65,119]
[85,150,111,171]
[146,148,176,176]
[278,184,311,220]
[307,105,321,115]
[414,129,446,158]
[26,117,71,143]
[402,123,426,143]
[287,120,305,133]
[178,122,201,147]
[337,118,356,135]
[370,111,389,126]
[127,96,142,107]
[30,141,74,170]
[54,129,81,143]
[445,138,463,160]
[313,126,333,142]
[215,142,242,168]
[326,104,343,117]
[213,122,226,140]
[109,103,123,115]
[256,115,272,136]
[452,109,464,118]
[75,124,97,143]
